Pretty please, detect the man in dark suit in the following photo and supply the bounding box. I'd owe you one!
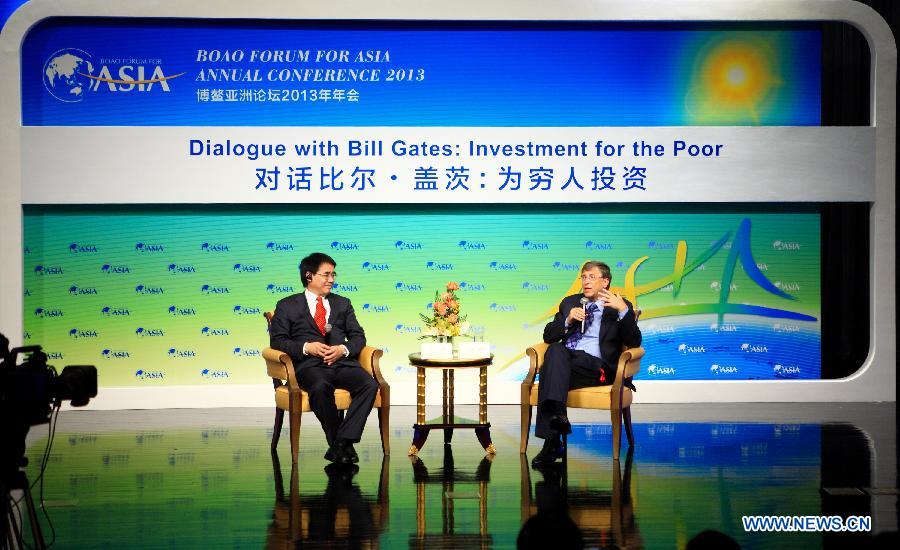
[270,252,379,465]
[531,261,642,468]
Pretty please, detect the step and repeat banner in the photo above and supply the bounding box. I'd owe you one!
[24,210,820,390]
[17,16,859,401]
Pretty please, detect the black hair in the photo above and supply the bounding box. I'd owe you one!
[298,252,337,288]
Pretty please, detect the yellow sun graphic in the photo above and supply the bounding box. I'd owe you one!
[687,39,783,124]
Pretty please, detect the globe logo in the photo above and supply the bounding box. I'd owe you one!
[43,48,95,102]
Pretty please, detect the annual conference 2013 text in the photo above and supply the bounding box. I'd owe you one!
[189,139,724,160]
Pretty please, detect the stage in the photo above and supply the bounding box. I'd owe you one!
[17,403,897,548]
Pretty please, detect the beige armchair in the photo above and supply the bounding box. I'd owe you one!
[520,343,644,460]
[264,311,390,463]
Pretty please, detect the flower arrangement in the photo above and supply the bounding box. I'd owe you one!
[420,281,470,338]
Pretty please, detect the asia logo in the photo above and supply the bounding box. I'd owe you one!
[773,364,801,377]
[489,303,516,312]
[135,284,165,295]
[773,281,801,292]
[331,241,360,251]
[135,327,165,337]
[394,324,422,334]
[69,243,99,253]
[101,306,131,316]
[233,305,261,315]
[234,263,262,273]
[34,308,63,318]
[585,241,613,250]
[710,364,739,375]
[201,284,231,294]
[395,282,422,292]
[200,242,230,252]
[266,241,294,252]
[458,240,486,250]
[647,364,676,376]
[201,369,230,379]
[552,261,578,271]
[69,328,99,339]
[43,48,185,103]
[233,347,260,357]
[201,326,230,336]
[678,343,706,353]
[458,281,486,292]
[644,324,675,336]
[426,261,453,271]
[101,263,131,274]
[394,240,423,250]
[489,261,517,271]
[522,240,550,250]
[772,240,801,251]
[522,282,550,292]
[362,303,390,313]
[362,261,390,271]
[168,264,196,273]
[168,348,197,358]
[266,284,294,294]
[69,285,99,295]
[34,265,64,275]
[134,369,164,379]
[740,343,768,353]
[168,305,197,316]
[135,243,165,253]
[102,349,131,359]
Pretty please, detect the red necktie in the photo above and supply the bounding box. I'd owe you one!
[314,296,327,336]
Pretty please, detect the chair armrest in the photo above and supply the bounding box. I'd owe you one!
[359,345,389,388]
[264,347,300,391]
[612,346,645,389]
[523,342,549,385]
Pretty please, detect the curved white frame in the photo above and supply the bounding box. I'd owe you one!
[0,0,894,407]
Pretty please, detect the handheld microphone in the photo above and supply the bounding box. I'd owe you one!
[579,297,589,332]
[324,323,332,334]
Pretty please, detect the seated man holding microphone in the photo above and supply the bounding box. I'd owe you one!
[531,261,642,468]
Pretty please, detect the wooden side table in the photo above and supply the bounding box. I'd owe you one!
[407,353,496,456]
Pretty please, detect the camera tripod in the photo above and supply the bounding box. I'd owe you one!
[2,468,46,550]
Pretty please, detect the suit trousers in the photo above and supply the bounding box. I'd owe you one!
[535,343,613,439]
[297,361,379,445]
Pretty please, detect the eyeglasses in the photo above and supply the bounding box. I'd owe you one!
[315,271,338,280]
[581,274,609,282]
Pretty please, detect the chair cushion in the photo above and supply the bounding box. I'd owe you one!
[528,383,633,410]
[276,386,382,412]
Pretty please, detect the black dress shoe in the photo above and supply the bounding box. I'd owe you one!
[549,414,572,435]
[343,442,359,464]
[325,441,353,464]
[324,443,338,462]
[531,439,565,468]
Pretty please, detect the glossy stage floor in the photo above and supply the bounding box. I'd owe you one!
[18,403,897,549]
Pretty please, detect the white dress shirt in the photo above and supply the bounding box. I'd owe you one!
[301,289,348,357]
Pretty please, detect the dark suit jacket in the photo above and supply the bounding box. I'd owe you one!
[270,292,366,370]
[543,294,642,368]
